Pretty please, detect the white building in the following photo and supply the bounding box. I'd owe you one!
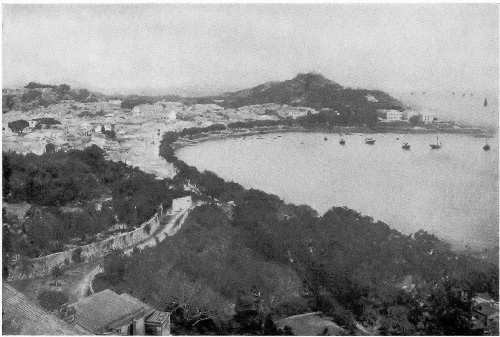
[422,113,438,124]
[108,99,122,106]
[386,110,406,121]
[171,196,192,213]
[132,102,177,121]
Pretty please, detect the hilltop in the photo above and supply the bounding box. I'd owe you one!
[200,73,404,112]
[2,82,106,113]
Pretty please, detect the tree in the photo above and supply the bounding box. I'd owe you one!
[103,250,127,283]
[56,84,71,97]
[8,120,29,134]
[72,247,83,264]
[409,114,422,126]
[24,82,55,89]
[45,143,56,153]
[51,265,63,286]
[37,290,68,312]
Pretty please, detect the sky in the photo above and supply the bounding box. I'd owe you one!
[2,4,498,96]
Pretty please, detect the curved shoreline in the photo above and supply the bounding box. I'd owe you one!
[170,123,491,151]
[166,125,497,256]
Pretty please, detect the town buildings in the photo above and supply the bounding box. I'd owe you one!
[132,102,178,121]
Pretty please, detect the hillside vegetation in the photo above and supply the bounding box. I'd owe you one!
[3,82,104,112]
[2,146,180,260]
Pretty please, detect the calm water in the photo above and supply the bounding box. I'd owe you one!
[177,132,498,250]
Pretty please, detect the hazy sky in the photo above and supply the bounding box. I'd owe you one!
[3,4,498,95]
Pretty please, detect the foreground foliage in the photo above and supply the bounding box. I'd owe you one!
[2,145,179,259]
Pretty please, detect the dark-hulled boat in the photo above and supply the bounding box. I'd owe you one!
[365,138,376,145]
[402,142,411,150]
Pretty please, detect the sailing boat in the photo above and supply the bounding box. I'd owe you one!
[339,133,346,145]
[484,98,488,107]
[429,136,441,150]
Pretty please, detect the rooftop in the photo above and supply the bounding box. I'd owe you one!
[146,310,171,325]
[276,311,345,336]
[2,283,86,335]
[69,289,152,333]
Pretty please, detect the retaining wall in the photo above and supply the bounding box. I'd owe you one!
[8,212,161,280]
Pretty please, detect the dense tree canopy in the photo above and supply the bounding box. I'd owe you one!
[2,145,180,257]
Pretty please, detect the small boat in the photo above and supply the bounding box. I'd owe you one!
[324,137,328,141]
[483,144,490,151]
[429,136,441,150]
[402,142,411,150]
[484,98,488,107]
[339,138,346,145]
[365,137,376,145]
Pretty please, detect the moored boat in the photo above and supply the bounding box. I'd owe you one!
[429,136,441,150]
[365,137,376,145]
[402,142,411,150]
[339,138,346,145]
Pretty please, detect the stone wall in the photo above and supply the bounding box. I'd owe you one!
[8,212,161,281]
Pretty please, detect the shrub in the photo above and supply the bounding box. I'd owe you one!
[72,247,83,263]
[7,120,29,133]
[37,290,68,312]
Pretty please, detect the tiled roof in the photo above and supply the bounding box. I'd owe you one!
[146,310,170,324]
[276,312,345,336]
[70,289,150,333]
[2,283,85,335]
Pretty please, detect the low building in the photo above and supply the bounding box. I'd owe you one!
[108,99,122,106]
[422,113,438,124]
[378,109,407,122]
[65,289,170,335]
[28,120,38,128]
[171,195,193,213]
